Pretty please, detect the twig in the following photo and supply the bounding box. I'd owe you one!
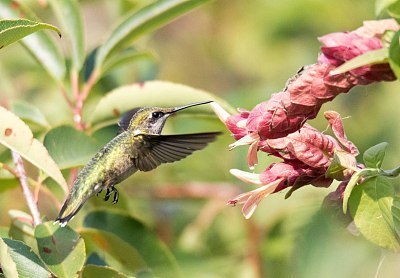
[0,162,18,177]
[71,70,80,100]
[11,152,42,226]
[80,69,99,103]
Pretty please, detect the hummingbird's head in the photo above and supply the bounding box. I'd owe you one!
[121,100,213,134]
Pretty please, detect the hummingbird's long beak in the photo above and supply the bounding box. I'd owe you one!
[170,100,213,114]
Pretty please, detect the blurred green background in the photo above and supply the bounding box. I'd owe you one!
[1,0,400,277]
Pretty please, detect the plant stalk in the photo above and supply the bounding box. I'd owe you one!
[11,151,42,226]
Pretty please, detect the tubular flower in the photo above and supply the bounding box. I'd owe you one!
[211,19,399,219]
[226,19,399,141]
[218,109,361,218]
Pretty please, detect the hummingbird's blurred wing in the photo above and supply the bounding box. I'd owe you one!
[134,132,221,172]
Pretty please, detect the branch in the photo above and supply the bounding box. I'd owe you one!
[11,151,42,226]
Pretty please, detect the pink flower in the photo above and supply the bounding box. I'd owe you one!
[212,19,399,219]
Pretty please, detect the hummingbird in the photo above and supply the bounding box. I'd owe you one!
[55,101,220,226]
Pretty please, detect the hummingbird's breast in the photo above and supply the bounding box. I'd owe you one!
[69,131,140,199]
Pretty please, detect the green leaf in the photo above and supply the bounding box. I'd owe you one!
[79,228,146,276]
[392,196,400,237]
[89,80,236,129]
[0,107,67,192]
[389,30,400,79]
[10,101,50,128]
[0,0,65,81]
[387,0,400,18]
[325,150,357,180]
[83,210,180,278]
[81,265,128,278]
[49,0,85,70]
[8,210,36,252]
[342,168,379,213]
[101,48,156,77]
[375,0,398,16]
[43,126,102,169]
[35,222,86,278]
[95,0,211,69]
[0,19,60,49]
[0,237,51,278]
[329,48,388,76]
[349,176,400,251]
[363,142,389,168]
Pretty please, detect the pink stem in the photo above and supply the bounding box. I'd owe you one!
[11,151,41,226]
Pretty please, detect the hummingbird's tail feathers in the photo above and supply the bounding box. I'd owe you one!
[54,196,86,227]
[136,132,221,171]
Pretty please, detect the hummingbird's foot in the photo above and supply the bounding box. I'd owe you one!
[104,186,119,204]
[112,189,119,204]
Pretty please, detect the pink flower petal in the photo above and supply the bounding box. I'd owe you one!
[241,179,282,219]
[229,169,262,185]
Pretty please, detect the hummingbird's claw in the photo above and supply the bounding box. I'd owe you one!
[96,189,102,196]
[104,187,112,201]
[104,186,119,204]
[112,189,119,204]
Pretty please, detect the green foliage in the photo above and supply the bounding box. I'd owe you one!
[44,126,101,169]
[0,237,50,278]
[0,0,65,82]
[80,265,128,278]
[95,0,212,70]
[349,176,400,251]
[1,0,400,276]
[80,228,146,275]
[84,210,181,277]
[0,107,67,191]
[363,142,389,168]
[10,101,50,129]
[35,222,86,278]
[385,0,400,18]
[330,48,389,75]
[0,19,60,49]
[49,0,85,71]
[389,30,400,79]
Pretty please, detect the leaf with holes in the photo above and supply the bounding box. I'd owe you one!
[35,222,85,278]
[0,107,67,192]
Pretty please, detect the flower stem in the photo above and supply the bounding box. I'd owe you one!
[11,151,41,226]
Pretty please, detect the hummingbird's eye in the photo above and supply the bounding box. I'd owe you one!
[151,112,163,119]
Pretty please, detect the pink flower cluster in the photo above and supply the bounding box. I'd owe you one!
[212,19,399,219]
